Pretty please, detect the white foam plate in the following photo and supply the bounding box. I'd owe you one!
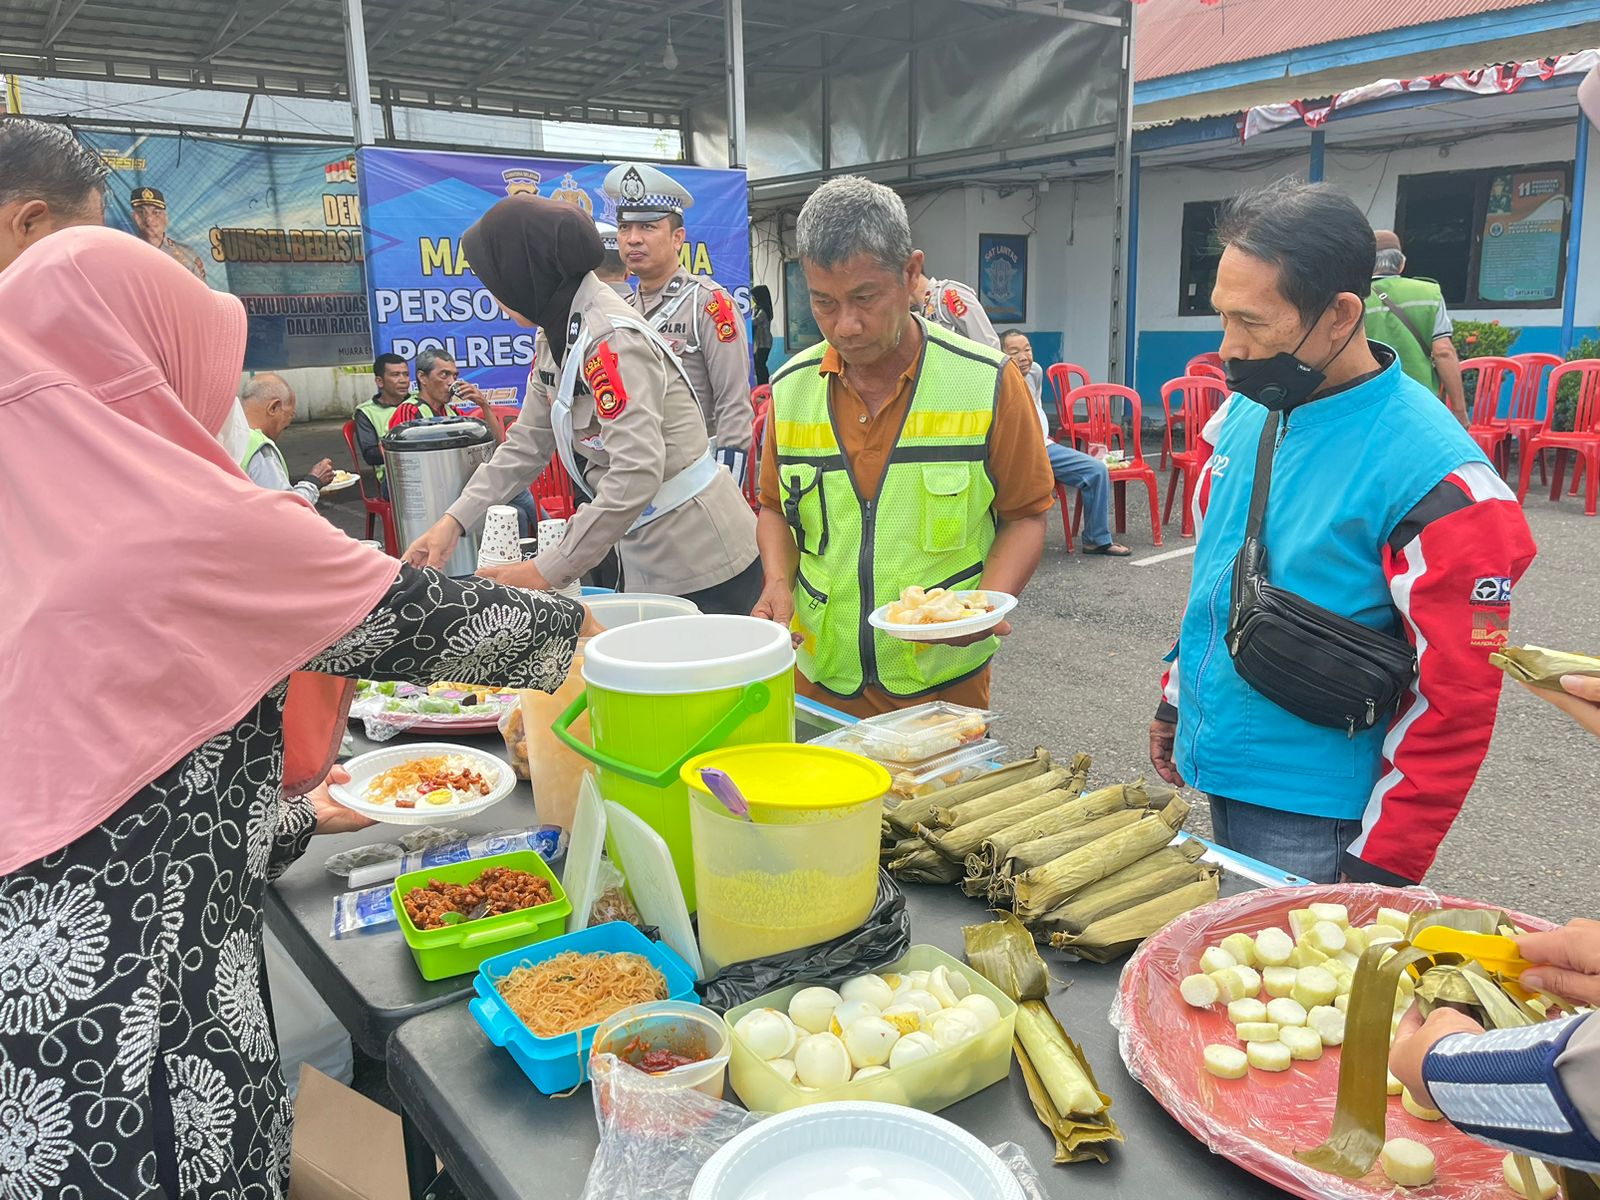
[867,591,1017,642]
[329,742,516,826]
[692,1102,1025,1200]
[321,471,360,493]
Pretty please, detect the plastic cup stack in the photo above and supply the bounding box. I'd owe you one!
[478,505,522,568]
[537,518,569,557]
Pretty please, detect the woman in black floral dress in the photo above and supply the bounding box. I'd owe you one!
[0,228,590,1199]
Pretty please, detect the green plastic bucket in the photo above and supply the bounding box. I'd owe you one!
[552,614,796,911]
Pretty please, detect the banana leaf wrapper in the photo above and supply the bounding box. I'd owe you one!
[974,780,1173,875]
[1048,872,1220,961]
[1012,798,1191,920]
[931,752,1089,830]
[881,835,923,864]
[999,809,1149,882]
[884,749,1055,836]
[1489,644,1600,692]
[1298,908,1576,1180]
[885,845,963,884]
[918,786,1082,863]
[962,913,1124,1160]
[1027,838,1209,938]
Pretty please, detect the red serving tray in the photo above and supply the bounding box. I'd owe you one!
[1114,883,1554,1200]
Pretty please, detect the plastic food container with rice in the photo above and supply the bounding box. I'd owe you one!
[392,850,571,980]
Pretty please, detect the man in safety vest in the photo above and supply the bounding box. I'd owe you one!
[1365,231,1467,426]
[353,351,410,496]
[238,373,333,505]
[753,176,1054,717]
[911,265,1001,350]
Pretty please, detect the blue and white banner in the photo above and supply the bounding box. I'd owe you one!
[359,147,752,403]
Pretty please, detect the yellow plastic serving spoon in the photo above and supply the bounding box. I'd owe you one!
[1409,927,1537,999]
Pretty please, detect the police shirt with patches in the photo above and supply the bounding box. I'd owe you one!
[922,278,1000,350]
[632,265,754,452]
[446,272,756,595]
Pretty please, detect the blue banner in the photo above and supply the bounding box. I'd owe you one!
[359,147,752,404]
[79,132,368,370]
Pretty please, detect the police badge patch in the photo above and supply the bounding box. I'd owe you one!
[943,288,967,319]
[619,167,647,204]
[584,341,629,420]
[705,291,738,343]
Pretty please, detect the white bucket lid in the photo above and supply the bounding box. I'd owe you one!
[585,593,701,629]
[582,614,795,696]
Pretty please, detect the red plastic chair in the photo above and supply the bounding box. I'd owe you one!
[1508,352,1563,484]
[1064,383,1163,547]
[1186,351,1225,377]
[1162,376,1227,538]
[532,457,577,520]
[342,420,399,554]
[1459,357,1522,478]
[1047,363,1093,447]
[1516,360,1600,516]
[745,392,771,511]
[750,384,773,409]
[1165,354,1226,467]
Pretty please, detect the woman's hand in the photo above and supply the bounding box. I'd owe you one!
[478,559,553,591]
[1520,674,1600,738]
[404,514,464,568]
[308,766,376,835]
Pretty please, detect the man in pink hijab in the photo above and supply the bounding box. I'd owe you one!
[0,115,107,273]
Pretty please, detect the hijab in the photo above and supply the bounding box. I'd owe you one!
[0,226,400,875]
[462,196,603,363]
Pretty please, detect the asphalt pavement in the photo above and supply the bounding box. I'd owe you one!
[284,418,1597,923]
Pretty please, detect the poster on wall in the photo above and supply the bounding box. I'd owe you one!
[79,132,369,369]
[978,232,1028,323]
[359,147,752,403]
[1477,168,1567,304]
[783,260,823,354]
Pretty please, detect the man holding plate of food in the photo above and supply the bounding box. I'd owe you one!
[752,176,1053,717]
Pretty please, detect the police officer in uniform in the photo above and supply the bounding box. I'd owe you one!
[909,263,1000,350]
[129,188,207,281]
[402,197,760,614]
[604,162,755,481]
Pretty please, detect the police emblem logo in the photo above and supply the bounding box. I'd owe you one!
[550,172,594,214]
[502,168,542,196]
[619,167,647,203]
[943,288,968,319]
[584,342,629,420]
[705,291,738,343]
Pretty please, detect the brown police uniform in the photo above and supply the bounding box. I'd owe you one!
[921,278,999,350]
[447,272,757,597]
[633,265,754,457]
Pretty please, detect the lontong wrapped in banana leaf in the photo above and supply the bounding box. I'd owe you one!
[919,785,1081,863]
[930,752,1089,830]
[1027,838,1209,939]
[1489,644,1600,692]
[1298,907,1586,1187]
[985,810,1147,904]
[1049,873,1220,962]
[881,834,923,864]
[962,912,1124,1163]
[885,749,1055,837]
[1012,796,1191,921]
[886,844,964,884]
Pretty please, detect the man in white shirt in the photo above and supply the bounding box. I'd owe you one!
[1001,330,1128,557]
[238,373,334,506]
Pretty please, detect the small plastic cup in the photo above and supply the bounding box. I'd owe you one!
[589,1000,730,1129]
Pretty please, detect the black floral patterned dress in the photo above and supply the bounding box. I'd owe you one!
[0,566,584,1200]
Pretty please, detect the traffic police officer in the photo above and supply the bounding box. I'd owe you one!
[403,197,760,613]
[910,263,1000,349]
[603,162,755,480]
[129,187,207,281]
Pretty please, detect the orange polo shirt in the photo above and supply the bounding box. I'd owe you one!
[759,339,1053,717]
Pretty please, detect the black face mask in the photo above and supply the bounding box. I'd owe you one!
[1224,300,1356,412]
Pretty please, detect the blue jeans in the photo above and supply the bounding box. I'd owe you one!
[1046,441,1113,548]
[508,488,543,537]
[1208,795,1362,884]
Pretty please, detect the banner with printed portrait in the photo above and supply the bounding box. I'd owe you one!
[78,131,368,369]
[358,147,752,403]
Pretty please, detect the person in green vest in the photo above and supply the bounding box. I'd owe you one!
[752,175,1055,717]
[353,351,410,497]
[239,373,333,505]
[1365,230,1467,426]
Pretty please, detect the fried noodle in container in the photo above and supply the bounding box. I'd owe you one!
[1109,883,1557,1200]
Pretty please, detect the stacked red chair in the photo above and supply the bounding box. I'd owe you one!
[1515,359,1600,517]
[1458,356,1522,478]
[1168,352,1227,467]
[1064,383,1163,548]
[532,457,577,521]
[1508,351,1564,484]
[1161,376,1227,538]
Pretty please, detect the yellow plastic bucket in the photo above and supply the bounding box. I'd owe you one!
[682,745,889,973]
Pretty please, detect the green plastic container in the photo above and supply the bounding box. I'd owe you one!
[552,614,796,912]
[392,850,572,981]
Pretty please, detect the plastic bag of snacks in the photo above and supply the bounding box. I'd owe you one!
[500,696,531,781]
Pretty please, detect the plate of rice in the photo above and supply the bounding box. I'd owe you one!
[330,743,516,825]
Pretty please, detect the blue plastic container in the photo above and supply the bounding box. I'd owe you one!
[580,586,616,596]
[468,921,699,1094]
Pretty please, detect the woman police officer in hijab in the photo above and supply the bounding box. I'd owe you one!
[404,197,761,614]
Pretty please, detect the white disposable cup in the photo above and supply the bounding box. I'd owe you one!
[537,518,569,556]
[480,505,522,563]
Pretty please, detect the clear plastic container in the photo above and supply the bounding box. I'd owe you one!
[722,945,1018,1116]
[809,701,993,764]
[886,741,1007,802]
[590,999,731,1111]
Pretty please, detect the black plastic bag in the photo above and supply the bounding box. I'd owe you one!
[695,871,911,1012]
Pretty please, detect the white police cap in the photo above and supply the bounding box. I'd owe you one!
[602,162,694,221]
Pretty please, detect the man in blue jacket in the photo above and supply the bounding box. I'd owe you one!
[1149,180,1536,885]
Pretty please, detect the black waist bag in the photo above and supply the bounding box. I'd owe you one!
[1227,413,1418,735]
